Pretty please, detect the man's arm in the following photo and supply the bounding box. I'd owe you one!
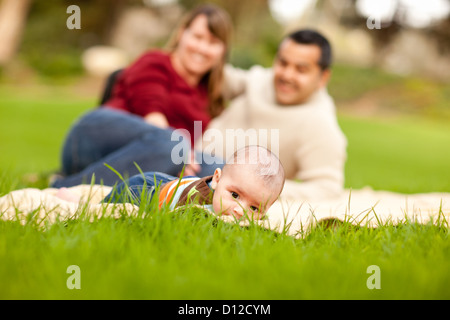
[222,64,249,100]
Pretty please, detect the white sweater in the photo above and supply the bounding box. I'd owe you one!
[202,65,347,201]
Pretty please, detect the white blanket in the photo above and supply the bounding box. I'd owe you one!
[1,185,449,237]
[266,188,450,237]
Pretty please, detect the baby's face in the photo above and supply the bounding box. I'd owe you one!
[210,167,279,220]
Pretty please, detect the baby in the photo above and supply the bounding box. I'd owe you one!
[57,145,285,220]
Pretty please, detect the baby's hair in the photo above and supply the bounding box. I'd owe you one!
[224,145,285,195]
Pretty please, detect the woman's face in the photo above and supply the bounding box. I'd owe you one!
[174,14,226,79]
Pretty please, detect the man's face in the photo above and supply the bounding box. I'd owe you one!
[273,39,330,105]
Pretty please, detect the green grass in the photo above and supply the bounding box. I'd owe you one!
[1,67,449,300]
[0,84,94,175]
[340,115,450,193]
[329,64,450,119]
[1,209,448,300]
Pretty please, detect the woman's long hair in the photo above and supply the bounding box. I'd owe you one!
[166,4,232,118]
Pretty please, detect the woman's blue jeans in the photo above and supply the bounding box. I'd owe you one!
[102,171,177,208]
[52,108,223,187]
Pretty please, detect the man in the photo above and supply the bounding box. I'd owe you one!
[202,29,347,201]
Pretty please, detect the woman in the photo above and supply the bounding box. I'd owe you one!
[52,4,232,188]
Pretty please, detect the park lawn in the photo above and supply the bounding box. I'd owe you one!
[0,75,449,300]
[1,210,448,300]
[0,83,95,177]
[340,115,450,193]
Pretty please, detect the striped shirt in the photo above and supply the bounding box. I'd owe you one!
[158,177,200,210]
[157,175,214,210]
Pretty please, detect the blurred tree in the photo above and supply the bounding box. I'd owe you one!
[17,0,140,77]
[334,0,450,58]
[428,16,450,55]
[0,0,32,65]
[311,0,450,79]
[6,0,284,76]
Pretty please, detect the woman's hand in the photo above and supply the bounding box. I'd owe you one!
[144,112,200,176]
[181,151,201,177]
[144,112,169,128]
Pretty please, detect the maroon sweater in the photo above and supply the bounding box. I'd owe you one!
[105,50,210,144]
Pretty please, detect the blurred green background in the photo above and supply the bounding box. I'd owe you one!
[0,0,449,193]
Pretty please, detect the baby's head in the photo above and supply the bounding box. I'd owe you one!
[209,145,285,219]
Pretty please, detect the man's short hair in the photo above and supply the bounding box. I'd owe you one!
[283,29,332,71]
